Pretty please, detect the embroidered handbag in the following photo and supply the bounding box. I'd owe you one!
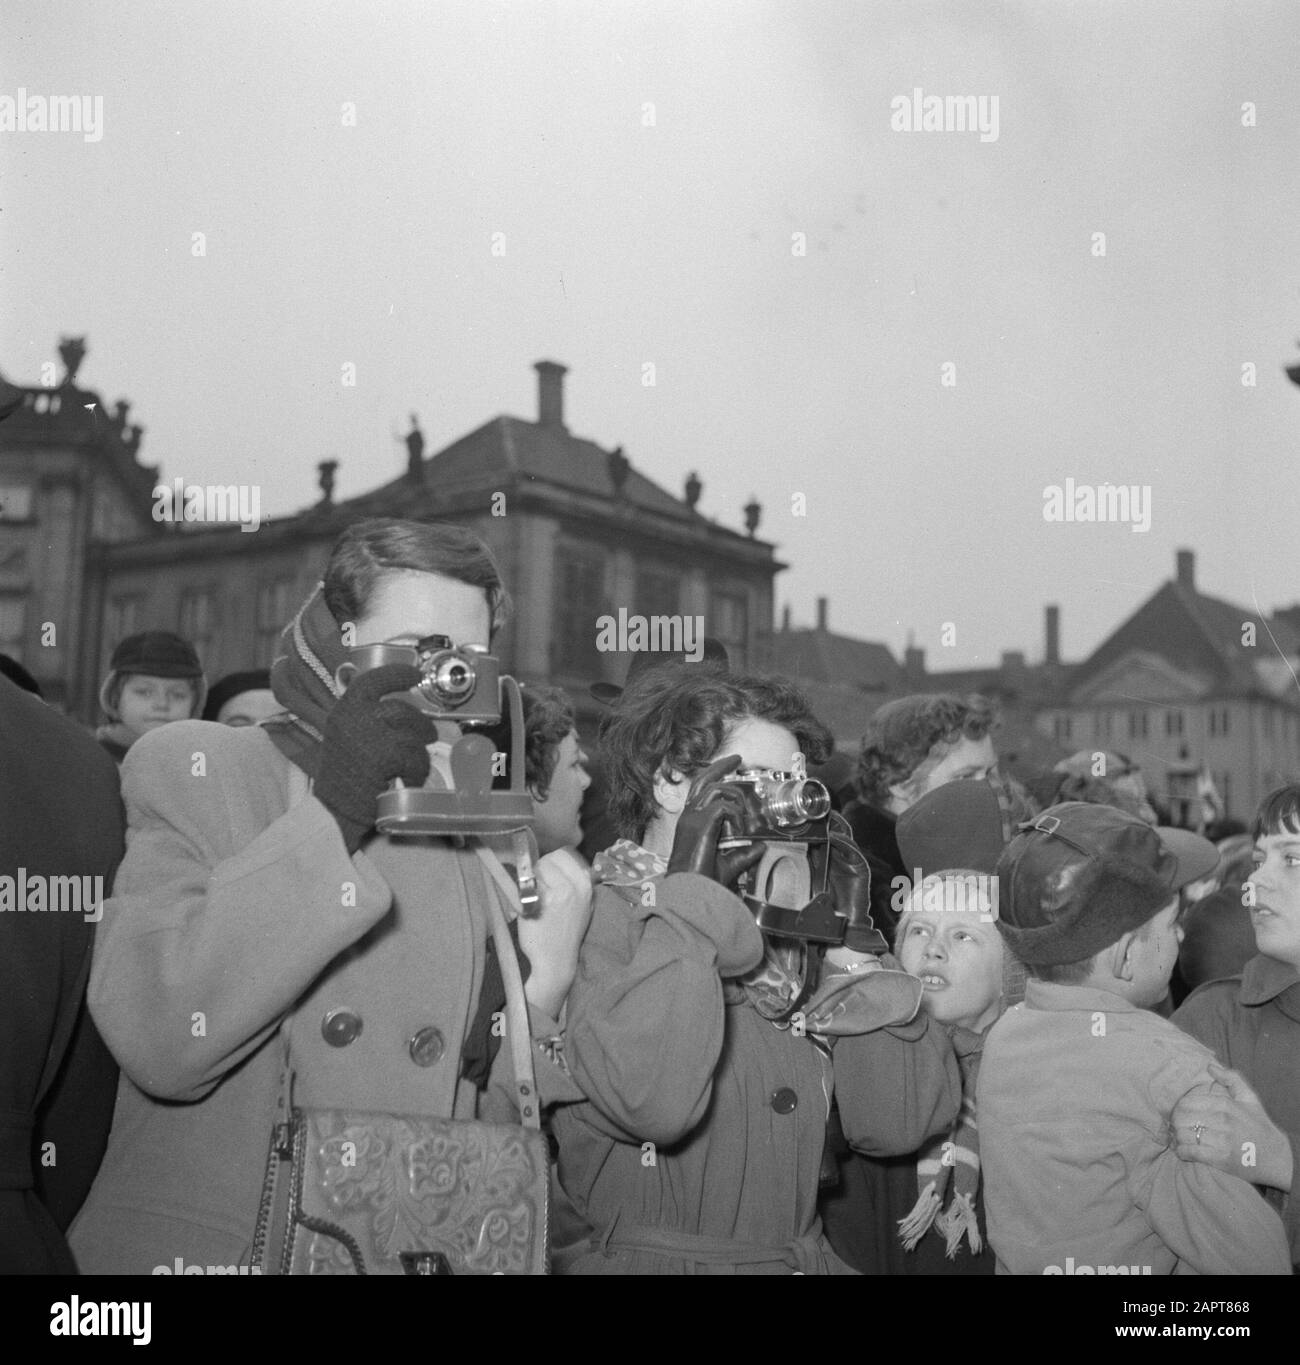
[250,846,549,1274]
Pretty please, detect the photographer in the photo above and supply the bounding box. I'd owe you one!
[70,519,587,1273]
[551,668,961,1274]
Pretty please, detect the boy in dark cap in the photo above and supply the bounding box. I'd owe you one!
[95,631,207,763]
[978,802,1290,1274]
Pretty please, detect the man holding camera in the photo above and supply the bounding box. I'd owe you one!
[550,666,961,1274]
[71,519,589,1273]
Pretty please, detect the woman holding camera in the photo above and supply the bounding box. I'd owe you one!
[71,519,588,1273]
[551,668,962,1274]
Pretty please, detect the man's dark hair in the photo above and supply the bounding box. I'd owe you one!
[521,685,576,801]
[600,667,833,841]
[857,692,998,808]
[1254,784,1300,842]
[322,518,510,639]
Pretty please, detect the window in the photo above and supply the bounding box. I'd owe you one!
[178,587,217,652]
[709,590,749,670]
[636,566,679,620]
[1128,710,1147,740]
[1165,709,1184,737]
[256,578,295,664]
[1054,714,1073,744]
[0,484,34,522]
[552,548,606,678]
[106,594,144,649]
[0,595,25,660]
[1220,707,1230,738]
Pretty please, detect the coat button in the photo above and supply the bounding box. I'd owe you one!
[771,1087,798,1115]
[321,1008,363,1047]
[408,1026,446,1067]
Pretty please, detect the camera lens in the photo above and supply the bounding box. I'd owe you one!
[761,777,831,827]
[416,654,476,705]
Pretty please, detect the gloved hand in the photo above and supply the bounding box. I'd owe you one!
[813,812,886,954]
[667,754,765,890]
[315,663,436,855]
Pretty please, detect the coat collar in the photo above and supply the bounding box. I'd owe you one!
[1239,953,1300,1019]
[1022,979,1142,1015]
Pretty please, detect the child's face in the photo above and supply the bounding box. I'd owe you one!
[1247,829,1300,969]
[117,674,197,740]
[1122,897,1183,1007]
[898,894,1005,1032]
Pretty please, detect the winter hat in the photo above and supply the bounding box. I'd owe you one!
[202,668,272,722]
[996,802,1218,967]
[99,631,207,719]
[896,778,1005,878]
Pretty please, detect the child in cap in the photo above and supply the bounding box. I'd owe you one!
[96,631,207,764]
[978,802,1290,1274]
[1171,783,1300,1269]
[822,778,1023,1275]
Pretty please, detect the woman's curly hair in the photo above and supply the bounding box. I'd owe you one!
[599,667,833,841]
[521,685,576,801]
[856,693,999,808]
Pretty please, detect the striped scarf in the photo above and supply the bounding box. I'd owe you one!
[899,1026,986,1257]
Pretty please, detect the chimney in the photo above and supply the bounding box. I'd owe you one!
[781,604,791,632]
[1001,650,1026,677]
[534,360,567,429]
[816,597,828,632]
[904,643,925,680]
[1176,548,1195,592]
[1045,604,1060,667]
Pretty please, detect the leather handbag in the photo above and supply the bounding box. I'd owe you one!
[250,844,549,1275]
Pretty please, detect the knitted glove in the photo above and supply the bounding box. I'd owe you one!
[315,663,435,855]
[667,754,765,889]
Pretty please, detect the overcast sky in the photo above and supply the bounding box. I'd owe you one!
[4,0,1298,671]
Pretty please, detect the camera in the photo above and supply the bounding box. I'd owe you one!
[713,768,843,943]
[336,636,501,725]
[716,768,832,838]
[333,636,538,912]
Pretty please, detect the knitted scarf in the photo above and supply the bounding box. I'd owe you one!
[593,840,922,1036]
[898,1025,986,1257]
[262,583,345,779]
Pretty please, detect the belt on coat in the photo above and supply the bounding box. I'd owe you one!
[0,1111,34,1191]
[589,1211,830,1273]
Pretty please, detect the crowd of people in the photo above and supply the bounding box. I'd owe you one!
[1,515,1296,1276]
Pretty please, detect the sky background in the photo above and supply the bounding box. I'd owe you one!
[4,0,1299,670]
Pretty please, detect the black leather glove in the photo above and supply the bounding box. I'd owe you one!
[667,755,765,890]
[315,663,436,855]
[813,812,887,954]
